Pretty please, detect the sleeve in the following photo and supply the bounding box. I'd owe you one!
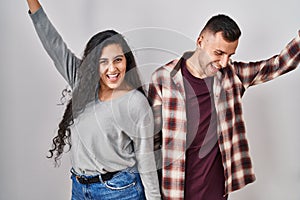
[147,70,164,173]
[129,93,161,200]
[148,70,163,151]
[29,7,81,88]
[233,31,300,89]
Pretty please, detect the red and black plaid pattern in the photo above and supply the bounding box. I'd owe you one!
[148,32,300,199]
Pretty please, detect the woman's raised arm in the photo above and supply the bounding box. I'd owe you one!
[26,0,41,14]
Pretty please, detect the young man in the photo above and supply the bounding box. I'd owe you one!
[148,14,299,200]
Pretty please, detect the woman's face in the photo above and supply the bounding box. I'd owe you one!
[98,44,127,91]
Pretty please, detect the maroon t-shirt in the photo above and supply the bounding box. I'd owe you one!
[182,61,227,200]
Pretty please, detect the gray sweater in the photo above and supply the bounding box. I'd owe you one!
[29,7,160,199]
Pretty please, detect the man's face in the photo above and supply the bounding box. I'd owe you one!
[196,31,238,78]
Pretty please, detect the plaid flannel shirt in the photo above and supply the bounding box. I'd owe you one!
[148,31,300,199]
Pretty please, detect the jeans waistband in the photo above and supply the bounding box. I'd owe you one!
[71,168,120,184]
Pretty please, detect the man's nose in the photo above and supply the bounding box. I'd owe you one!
[220,55,229,68]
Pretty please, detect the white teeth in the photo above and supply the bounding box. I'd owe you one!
[107,74,118,78]
[209,64,219,74]
[212,64,219,69]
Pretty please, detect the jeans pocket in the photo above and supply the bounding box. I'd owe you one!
[104,171,136,190]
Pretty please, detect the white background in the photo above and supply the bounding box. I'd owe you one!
[1,0,300,199]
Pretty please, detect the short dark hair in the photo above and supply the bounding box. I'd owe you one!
[201,14,241,42]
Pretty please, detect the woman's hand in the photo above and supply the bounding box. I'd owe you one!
[26,0,41,14]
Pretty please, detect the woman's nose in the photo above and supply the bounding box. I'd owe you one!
[107,62,116,72]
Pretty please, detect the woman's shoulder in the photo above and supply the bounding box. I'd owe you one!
[124,89,148,105]
[125,90,153,123]
[116,89,149,114]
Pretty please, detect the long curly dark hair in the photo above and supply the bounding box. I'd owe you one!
[47,30,145,165]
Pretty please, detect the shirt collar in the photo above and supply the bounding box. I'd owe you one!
[170,51,194,77]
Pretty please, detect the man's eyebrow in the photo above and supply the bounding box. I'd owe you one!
[215,49,236,56]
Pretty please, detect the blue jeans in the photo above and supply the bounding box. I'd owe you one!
[70,167,146,200]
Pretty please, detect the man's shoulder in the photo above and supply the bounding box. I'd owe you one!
[153,58,180,74]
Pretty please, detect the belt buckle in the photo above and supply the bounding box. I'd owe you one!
[76,175,88,184]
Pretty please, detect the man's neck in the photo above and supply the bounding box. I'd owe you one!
[186,53,207,79]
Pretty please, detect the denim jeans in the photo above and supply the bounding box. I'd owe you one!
[70,167,146,200]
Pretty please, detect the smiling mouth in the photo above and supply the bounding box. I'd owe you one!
[210,63,221,72]
[106,73,120,81]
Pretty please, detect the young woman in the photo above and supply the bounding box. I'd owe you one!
[26,0,161,199]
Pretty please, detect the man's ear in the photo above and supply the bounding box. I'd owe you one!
[197,35,204,48]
